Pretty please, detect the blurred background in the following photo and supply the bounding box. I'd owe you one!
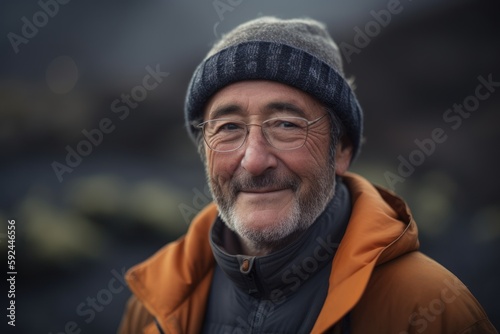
[1,0,499,332]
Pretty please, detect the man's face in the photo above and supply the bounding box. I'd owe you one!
[203,80,349,250]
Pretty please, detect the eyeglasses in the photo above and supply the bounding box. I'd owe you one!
[196,114,327,152]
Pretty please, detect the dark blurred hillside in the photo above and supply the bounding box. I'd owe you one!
[0,0,499,333]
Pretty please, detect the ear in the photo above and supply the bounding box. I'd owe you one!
[335,137,353,175]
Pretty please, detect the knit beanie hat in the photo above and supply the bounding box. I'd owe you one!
[185,16,363,159]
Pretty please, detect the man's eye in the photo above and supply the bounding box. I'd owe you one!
[272,120,300,128]
[280,121,297,128]
[217,122,243,131]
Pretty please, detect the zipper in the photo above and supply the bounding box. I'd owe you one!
[154,318,165,334]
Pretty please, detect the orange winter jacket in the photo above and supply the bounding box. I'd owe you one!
[118,173,497,334]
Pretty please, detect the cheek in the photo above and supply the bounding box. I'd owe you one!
[206,149,241,183]
[278,138,331,187]
[299,128,331,169]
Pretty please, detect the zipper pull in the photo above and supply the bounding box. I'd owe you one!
[237,255,259,296]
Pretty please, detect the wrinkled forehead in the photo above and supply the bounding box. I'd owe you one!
[203,80,326,121]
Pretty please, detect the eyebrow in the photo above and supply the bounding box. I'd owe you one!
[208,104,244,120]
[208,101,308,120]
[265,102,307,118]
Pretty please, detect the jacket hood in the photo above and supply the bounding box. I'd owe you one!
[311,172,419,333]
[125,172,419,333]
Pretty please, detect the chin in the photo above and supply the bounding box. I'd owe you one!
[230,205,302,244]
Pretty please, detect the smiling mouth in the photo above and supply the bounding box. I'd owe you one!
[236,188,293,206]
[239,188,290,194]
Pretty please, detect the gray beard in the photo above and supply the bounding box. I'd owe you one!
[207,166,336,252]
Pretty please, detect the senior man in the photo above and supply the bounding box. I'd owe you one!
[118,17,496,333]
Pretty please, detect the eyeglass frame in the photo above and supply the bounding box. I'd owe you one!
[195,114,328,152]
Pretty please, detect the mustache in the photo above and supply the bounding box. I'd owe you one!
[229,171,300,193]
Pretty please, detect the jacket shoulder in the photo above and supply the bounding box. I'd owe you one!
[119,203,218,334]
[351,251,497,334]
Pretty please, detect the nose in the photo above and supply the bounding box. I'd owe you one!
[240,126,278,176]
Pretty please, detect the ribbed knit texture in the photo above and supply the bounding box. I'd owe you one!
[185,17,363,159]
